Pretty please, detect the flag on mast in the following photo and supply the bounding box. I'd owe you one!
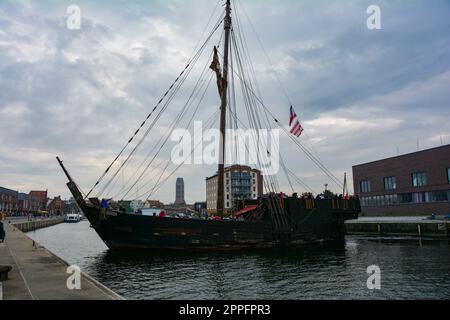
[289,106,297,126]
[289,106,304,138]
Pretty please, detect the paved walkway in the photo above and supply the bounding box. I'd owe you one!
[0,224,122,300]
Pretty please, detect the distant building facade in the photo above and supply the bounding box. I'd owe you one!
[206,165,263,212]
[353,145,450,216]
[194,201,207,213]
[0,187,19,214]
[18,193,41,213]
[47,196,65,215]
[1,187,55,215]
[29,190,48,212]
[175,178,186,206]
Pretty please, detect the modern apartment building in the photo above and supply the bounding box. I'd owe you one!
[206,165,263,213]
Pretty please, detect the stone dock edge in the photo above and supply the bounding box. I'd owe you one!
[1,219,124,300]
[345,220,449,239]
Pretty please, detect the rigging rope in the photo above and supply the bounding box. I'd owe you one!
[223,44,344,190]
[122,70,215,201]
[234,0,330,187]
[85,13,224,199]
[86,0,344,208]
[134,109,220,200]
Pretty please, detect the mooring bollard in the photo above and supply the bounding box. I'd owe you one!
[0,265,12,281]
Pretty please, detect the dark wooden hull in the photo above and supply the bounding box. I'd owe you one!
[80,201,359,251]
[89,212,274,250]
[64,180,360,251]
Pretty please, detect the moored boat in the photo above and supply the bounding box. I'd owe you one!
[57,0,360,251]
[58,157,359,250]
[64,213,81,223]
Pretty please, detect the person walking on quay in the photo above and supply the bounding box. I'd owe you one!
[0,212,6,243]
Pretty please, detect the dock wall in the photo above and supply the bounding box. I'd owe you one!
[346,221,449,238]
[11,218,64,232]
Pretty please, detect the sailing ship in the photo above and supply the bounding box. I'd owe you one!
[57,0,360,250]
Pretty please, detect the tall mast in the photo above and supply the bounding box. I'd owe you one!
[217,0,232,217]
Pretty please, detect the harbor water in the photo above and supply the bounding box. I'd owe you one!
[27,221,450,300]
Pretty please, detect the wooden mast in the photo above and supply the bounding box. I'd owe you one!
[217,0,232,217]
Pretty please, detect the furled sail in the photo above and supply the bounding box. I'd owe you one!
[210,46,225,96]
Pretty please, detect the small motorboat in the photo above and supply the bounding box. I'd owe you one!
[64,214,81,223]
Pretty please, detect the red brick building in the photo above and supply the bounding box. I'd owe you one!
[47,196,65,215]
[29,190,48,212]
[352,145,450,216]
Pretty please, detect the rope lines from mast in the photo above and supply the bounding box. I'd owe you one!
[229,9,309,200]
[109,23,223,201]
[84,11,225,199]
[99,17,224,197]
[112,50,215,199]
[109,39,226,201]
[233,0,339,191]
[97,47,205,198]
[122,70,215,201]
[222,35,344,191]
[84,0,343,206]
[234,0,323,165]
[142,109,220,200]
[229,3,315,212]
[227,104,315,196]
[225,12,298,230]
[107,37,226,201]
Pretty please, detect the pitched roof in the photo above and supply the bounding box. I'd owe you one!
[29,190,48,201]
[0,186,18,197]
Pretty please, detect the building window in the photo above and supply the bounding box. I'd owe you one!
[360,180,371,193]
[413,192,428,203]
[384,177,397,190]
[447,168,450,183]
[412,172,427,187]
[430,190,448,202]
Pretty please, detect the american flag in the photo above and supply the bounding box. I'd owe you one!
[289,105,297,126]
[289,106,304,138]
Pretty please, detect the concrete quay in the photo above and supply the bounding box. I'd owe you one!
[346,217,449,239]
[8,217,65,232]
[0,223,123,300]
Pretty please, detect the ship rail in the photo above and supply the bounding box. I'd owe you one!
[299,198,361,212]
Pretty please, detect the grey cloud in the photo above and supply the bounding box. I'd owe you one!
[1,0,449,201]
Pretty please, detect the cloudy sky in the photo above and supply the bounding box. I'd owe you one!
[1,0,449,203]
